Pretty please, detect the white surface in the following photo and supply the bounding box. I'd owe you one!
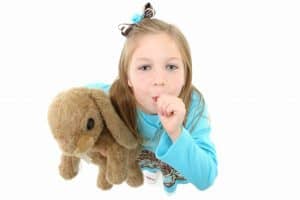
[0,0,300,199]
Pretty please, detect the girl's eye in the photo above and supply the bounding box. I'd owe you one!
[166,64,178,71]
[138,65,151,71]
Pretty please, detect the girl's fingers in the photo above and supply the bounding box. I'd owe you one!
[163,103,169,116]
[156,97,165,115]
[157,100,164,116]
[156,95,178,117]
[166,103,174,117]
[159,101,174,117]
[160,100,171,116]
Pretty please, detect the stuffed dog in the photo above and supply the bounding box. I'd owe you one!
[48,87,143,190]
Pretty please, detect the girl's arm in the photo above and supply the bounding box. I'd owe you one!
[155,92,218,190]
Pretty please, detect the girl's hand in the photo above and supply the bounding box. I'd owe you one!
[156,94,186,142]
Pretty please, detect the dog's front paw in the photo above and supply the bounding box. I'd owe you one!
[106,169,127,184]
[59,163,78,179]
[59,156,79,179]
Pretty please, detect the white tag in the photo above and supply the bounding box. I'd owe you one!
[143,171,160,184]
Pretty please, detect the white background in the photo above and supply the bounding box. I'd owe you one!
[0,0,299,199]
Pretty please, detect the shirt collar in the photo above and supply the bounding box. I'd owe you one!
[137,107,161,127]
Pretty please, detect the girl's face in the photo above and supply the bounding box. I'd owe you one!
[127,33,185,114]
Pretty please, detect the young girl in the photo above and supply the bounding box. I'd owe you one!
[87,3,217,193]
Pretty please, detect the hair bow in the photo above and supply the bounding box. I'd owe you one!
[118,2,156,37]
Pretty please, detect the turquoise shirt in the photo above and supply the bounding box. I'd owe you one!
[86,82,218,193]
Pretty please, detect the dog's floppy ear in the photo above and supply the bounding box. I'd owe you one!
[89,89,137,149]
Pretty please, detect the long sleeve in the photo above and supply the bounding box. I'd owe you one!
[155,92,218,190]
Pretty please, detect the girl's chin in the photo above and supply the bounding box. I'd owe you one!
[144,109,158,115]
[138,105,158,115]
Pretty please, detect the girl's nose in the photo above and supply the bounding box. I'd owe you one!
[153,75,165,86]
[154,82,165,86]
[153,69,166,86]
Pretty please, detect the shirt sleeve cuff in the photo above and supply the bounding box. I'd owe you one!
[155,127,193,162]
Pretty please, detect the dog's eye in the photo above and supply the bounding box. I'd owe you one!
[86,118,95,130]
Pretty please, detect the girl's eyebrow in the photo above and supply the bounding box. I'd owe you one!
[167,57,181,61]
[136,57,152,61]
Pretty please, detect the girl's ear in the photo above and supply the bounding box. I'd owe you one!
[127,78,133,87]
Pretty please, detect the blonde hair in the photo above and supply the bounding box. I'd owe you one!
[110,18,205,142]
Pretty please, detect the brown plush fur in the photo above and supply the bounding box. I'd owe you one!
[48,87,143,190]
